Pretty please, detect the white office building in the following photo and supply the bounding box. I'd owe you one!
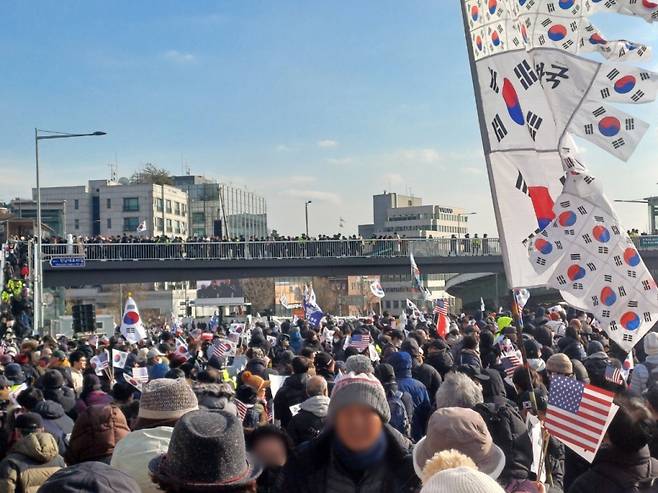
[35,180,188,237]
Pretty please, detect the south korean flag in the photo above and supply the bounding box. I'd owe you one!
[592,65,658,105]
[569,100,649,161]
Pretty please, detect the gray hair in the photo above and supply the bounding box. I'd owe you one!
[435,372,484,409]
[306,375,328,397]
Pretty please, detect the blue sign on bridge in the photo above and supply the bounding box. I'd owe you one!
[49,256,86,268]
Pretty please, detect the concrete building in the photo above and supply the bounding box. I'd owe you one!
[172,175,267,239]
[34,180,188,237]
[358,192,471,239]
[9,199,67,237]
[358,192,468,313]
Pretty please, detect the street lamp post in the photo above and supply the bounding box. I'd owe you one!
[305,200,312,237]
[456,211,477,239]
[34,129,107,334]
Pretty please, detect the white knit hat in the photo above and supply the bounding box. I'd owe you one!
[645,332,658,356]
[421,467,505,493]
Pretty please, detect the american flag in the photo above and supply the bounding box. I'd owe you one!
[604,365,625,386]
[212,339,229,359]
[434,299,448,316]
[349,333,371,352]
[234,398,248,421]
[501,352,523,378]
[545,376,615,453]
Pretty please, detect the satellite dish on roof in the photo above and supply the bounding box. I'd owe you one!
[118,177,130,185]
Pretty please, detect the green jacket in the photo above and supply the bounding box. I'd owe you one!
[0,433,65,493]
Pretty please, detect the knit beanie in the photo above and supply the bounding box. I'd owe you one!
[345,355,374,374]
[329,372,390,423]
[138,378,199,420]
[546,353,573,375]
[645,332,658,356]
[241,371,269,393]
[421,466,505,493]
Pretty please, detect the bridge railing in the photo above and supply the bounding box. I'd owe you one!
[40,238,502,261]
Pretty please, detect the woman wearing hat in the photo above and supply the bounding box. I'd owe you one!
[281,372,420,492]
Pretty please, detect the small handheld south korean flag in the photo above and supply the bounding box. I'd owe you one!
[136,220,147,233]
[112,350,129,369]
[120,296,147,344]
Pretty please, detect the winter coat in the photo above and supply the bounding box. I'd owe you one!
[410,362,441,405]
[273,373,309,428]
[287,395,329,446]
[424,350,453,378]
[281,424,419,493]
[64,405,130,465]
[387,352,432,441]
[74,390,113,416]
[631,355,658,396]
[557,337,586,361]
[568,445,658,493]
[40,387,76,418]
[0,432,65,493]
[110,426,173,493]
[474,401,534,483]
[32,401,73,456]
[457,348,482,368]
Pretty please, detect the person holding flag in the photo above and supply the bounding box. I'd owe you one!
[120,295,147,344]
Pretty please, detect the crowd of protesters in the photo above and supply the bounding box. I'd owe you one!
[1,241,32,342]
[9,232,497,261]
[0,302,652,492]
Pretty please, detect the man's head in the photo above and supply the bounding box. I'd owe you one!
[306,376,328,398]
[69,351,87,371]
[328,373,390,452]
[15,412,43,439]
[16,387,44,411]
[607,395,655,454]
[291,356,310,375]
[435,371,484,409]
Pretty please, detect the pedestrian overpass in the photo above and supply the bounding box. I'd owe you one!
[39,237,658,287]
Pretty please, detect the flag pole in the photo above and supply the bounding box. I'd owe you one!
[458,0,514,290]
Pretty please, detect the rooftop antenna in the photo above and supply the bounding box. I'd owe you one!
[107,162,118,182]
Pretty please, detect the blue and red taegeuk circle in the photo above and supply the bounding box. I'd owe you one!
[598,116,621,137]
[624,247,641,267]
[614,75,636,94]
[620,311,641,331]
[123,311,140,325]
[535,238,553,255]
[558,211,577,227]
[600,286,617,307]
[567,264,587,281]
[548,24,568,42]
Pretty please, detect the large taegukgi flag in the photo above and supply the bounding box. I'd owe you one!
[528,154,658,353]
[461,0,658,290]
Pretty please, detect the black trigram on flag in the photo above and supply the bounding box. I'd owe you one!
[600,88,610,99]
[492,114,508,142]
[489,68,500,93]
[584,123,594,135]
[515,171,529,195]
[631,90,645,102]
[626,118,635,131]
[592,106,606,117]
[514,60,538,90]
[526,111,543,141]
[606,68,620,80]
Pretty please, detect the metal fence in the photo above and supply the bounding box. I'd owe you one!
[40,238,503,262]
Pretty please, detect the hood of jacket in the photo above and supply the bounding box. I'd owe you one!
[591,445,655,485]
[34,399,66,420]
[300,395,330,417]
[387,352,412,379]
[11,432,60,463]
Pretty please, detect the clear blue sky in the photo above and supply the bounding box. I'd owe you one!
[0,2,656,236]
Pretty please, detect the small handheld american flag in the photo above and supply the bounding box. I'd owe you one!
[545,376,615,454]
[212,339,229,359]
[349,333,371,352]
[604,365,625,386]
[501,352,523,378]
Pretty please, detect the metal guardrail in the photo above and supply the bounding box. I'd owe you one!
[40,238,503,261]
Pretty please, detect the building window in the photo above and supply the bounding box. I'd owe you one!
[74,199,79,210]
[181,204,187,216]
[192,212,205,224]
[123,217,139,232]
[156,198,163,212]
[166,200,172,214]
[174,202,181,216]
[123,197,139,212]
[156,218,164,232]
[74,219,80,230]
[166,219,172,232]
[106,198,111,209]
[107,218,112,229]
[175,220,181,234]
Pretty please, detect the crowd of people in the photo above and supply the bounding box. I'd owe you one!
[0,303,651,492]
[31,233,497,260]
[0,242,32,342]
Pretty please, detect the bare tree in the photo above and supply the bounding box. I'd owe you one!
[241,278,275,313]
[131,163,173,185]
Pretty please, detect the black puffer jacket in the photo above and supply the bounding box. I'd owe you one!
[411,362,441,405]
[474,401,533,483]
[281,424,419,493]
[273,373,309,428]
[568,445,658,493]
[32,400,74,455]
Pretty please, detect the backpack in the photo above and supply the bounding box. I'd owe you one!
[387,391,411,437]
[643,361,658,393]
